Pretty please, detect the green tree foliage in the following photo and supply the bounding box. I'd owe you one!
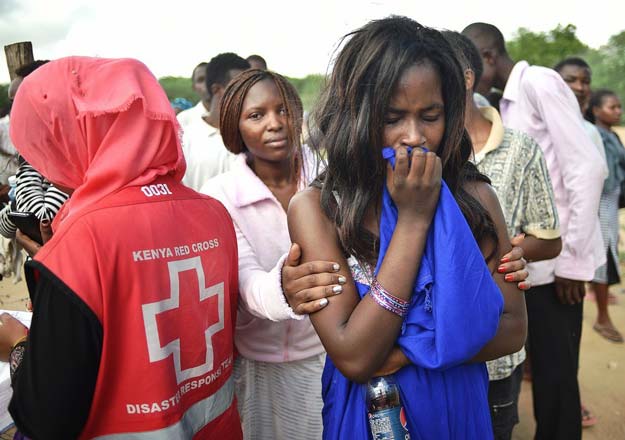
[507,24,625,104]
[286,74,325,112]
[158,76,199,105]
[158,74,326,112]
[583,30,625,102]
[507,24,588,68]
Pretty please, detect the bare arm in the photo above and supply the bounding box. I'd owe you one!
[280,243,345,315]
[283,237,534,317]
[288,192,424,382]
[288,149,441,383]
[518,235,561,262]
[468,182,527,361]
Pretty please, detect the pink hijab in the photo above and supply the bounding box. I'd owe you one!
[9,56,186,226]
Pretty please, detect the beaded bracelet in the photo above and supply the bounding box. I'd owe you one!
[369,278,410,317]
[9,338,27,381]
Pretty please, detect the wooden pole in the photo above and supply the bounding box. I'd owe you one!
[4,42,34,81]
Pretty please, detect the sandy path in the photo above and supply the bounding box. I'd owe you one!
[514,287,625,439]
[0,269,28,312]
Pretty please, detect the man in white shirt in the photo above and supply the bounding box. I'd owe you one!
[177,62,209,130]
[180,54,250,191]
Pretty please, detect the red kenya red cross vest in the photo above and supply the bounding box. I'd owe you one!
[35,176,242,439]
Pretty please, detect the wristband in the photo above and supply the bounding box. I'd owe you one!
[9,337,27,381]
[369,277,410,317]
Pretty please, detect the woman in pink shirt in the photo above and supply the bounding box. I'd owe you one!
[201,69,329,439]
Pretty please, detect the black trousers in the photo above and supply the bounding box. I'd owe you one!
[488,364,524,440]
[525,283,582,440]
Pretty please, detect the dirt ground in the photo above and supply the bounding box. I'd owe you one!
[0,273,29,313]
[0,261,624,439]
[513,288,625,439]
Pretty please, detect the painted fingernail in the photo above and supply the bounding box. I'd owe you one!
[497,265,506,273]
[319,298,329,307]
[332,285,343,294]
[505,274,513,282]
[500,257,510,263]
[338,276,346,284]
[519,282,528,290]
[332,263,340,271]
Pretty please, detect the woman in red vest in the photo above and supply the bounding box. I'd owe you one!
[0,57,242,439]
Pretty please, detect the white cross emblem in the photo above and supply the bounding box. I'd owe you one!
[142,256,224,384]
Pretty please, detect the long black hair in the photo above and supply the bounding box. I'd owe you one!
[309,16,497,263]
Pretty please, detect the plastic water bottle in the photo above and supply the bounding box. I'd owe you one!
[7,175,16,202]
[367,376,410,440]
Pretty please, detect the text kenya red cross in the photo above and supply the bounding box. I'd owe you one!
[155,268,220,371]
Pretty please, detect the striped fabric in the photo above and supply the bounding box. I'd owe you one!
[0,162,68,238]
[234,354,325,440]
[593,185,621,285]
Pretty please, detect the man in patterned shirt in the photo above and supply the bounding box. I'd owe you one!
[443,31,563,440]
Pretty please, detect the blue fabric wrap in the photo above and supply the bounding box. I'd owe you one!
[321,147,504,439]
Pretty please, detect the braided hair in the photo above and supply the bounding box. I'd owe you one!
[220,69,304,182]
